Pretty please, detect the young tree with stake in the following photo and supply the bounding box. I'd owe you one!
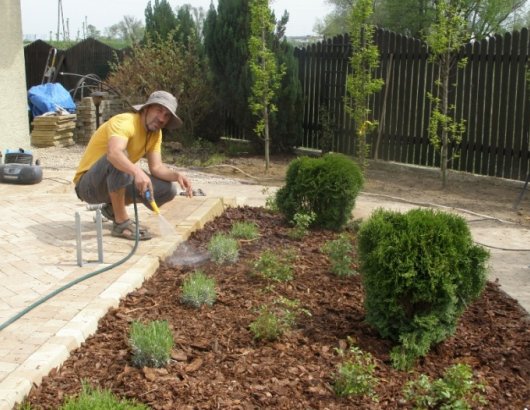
[248,0,286,171]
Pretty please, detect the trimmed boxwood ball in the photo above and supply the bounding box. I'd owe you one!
[275,153,364,230]
[357,208,489,368]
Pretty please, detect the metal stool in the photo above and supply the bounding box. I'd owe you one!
[75,204,105,266]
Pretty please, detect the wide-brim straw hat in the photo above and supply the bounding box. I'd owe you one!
[132,90,183,129]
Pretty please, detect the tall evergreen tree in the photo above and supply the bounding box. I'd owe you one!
[145,0,178,41]
[204,0,302,150]
[270,20,303,152]
[175,5,198,49]
[204,0,253,138]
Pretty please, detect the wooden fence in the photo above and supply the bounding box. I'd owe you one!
[24,38,127,99]
[294,28,530,182]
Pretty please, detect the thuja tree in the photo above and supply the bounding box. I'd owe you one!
[276,153,364,230]
[271,37,304,152]
[144,0,178,41]
[345,0,384,170]
[425,0,469,188]
[358,208,489,369]
[203,0,253,138]
[248,0,286,171]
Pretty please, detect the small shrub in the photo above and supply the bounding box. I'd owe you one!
[208,233,239,264]
[262,187,279,212]
[333,344,378,400]
[249,306,283,341]
[321,233,355,276]
[129,320,174,368]
[403,363,487,409]
[344,217,363,234]
[275,153,364,230]
[249,297,309,341]
[288,211,316,240]
[253,249,295,282]
[180,270,217,308]
[230,221,259,240]
[172,138,225,167]
[358,208,489,369]
[220,137,255,156]
[59,381,148,409]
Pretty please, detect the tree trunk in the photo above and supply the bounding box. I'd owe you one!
[263,105,270,172]
[441,55,450,188]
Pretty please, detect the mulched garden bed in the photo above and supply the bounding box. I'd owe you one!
[24,206,530,409]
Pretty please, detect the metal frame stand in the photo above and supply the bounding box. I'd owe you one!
[75,209,104,267]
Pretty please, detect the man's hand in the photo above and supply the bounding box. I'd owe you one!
[177,173,193,198]
[133,167,152,197]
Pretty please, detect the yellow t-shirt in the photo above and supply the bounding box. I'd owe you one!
[73,112,162,184]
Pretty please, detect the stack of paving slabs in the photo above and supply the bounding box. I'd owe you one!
[31,113,77,147]
[101,95,127,122]
[75,97,96,145]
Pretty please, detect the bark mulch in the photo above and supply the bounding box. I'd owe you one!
[24,206,530,409]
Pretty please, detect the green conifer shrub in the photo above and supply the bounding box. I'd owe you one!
[275,153,364,230]
[357,208,489,369]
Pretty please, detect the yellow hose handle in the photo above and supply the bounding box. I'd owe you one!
[145,190,160,214]
[150,200,160,214]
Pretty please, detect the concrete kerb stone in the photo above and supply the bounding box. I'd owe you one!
[110,255,160,290]
[0,377,32,410]
[15,343,71,385]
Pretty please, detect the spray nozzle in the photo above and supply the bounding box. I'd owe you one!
[145,189,160,214]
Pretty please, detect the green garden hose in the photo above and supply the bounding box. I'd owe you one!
[0,192,142,332]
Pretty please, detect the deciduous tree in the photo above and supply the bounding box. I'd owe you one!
[345,0,384,169]
[425,0,469,188]
[318,0,527,39]
[248,0,286,170]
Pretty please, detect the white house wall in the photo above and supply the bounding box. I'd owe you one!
[0,0,30,152]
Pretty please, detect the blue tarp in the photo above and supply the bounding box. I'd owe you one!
[28,83,76,117]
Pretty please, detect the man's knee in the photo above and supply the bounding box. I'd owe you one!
[160,182,177,204]
[149,181,177,207]
[168,182,177,201]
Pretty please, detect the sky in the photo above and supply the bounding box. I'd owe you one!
[20,0,334,41]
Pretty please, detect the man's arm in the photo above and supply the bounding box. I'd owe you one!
[107,136,152,195]
[146,150,193,197]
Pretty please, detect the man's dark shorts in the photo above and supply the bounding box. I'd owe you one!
[75,155,177,208]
